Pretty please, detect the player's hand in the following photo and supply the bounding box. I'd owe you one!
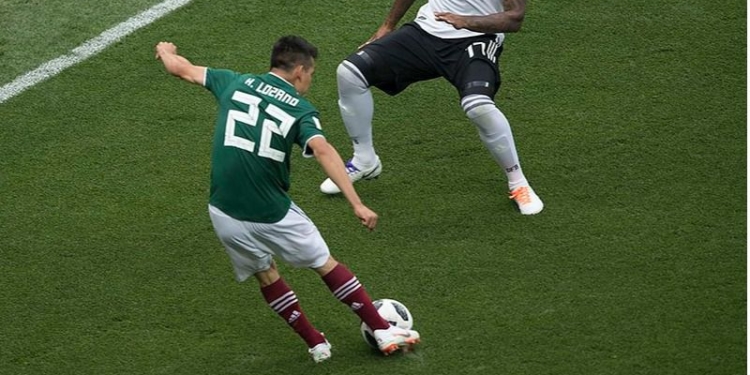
[434,12,469,30]
[353,204,378,231]
[155,41,177,59]
[359,25,394,49]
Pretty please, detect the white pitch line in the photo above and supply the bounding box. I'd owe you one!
[0,0,193,104]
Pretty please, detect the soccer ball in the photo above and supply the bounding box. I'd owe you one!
[360,298,414,349]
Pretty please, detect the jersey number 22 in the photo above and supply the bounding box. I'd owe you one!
[224,91,294,162]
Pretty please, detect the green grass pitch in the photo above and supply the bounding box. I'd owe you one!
[0,0,745,374]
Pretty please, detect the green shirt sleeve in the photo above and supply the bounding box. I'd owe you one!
[204,68,241,99]
[297,114,325,158]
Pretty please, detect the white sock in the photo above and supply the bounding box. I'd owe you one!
[337,61,377,168]
[462,95,527,189]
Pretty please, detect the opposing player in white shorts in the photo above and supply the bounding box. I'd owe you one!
[156,35,419,363]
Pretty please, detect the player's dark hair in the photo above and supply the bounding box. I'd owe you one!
[270,35,318,71]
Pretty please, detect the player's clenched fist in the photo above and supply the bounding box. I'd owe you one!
[155,41,177,59]
[354,204,378,230]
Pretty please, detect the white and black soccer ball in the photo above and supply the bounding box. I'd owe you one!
[360,298,414,349]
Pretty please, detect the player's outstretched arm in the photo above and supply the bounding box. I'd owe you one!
[308,137,378,230]
[155,41,206,85]
[434,0,526,33]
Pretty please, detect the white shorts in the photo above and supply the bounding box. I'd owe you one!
[208,203,331,282]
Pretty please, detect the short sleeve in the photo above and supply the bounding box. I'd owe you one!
[205,68,240,98]
[297,115,325,158]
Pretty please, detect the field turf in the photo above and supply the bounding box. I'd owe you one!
[0,1,745,374]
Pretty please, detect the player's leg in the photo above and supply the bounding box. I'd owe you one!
[320,23,439,194]
[254,264,331,363]
[313,257,389,330]
[271,203,420,354]
[454,41,543,214]
[319,60,384,195]
[208,204,329,362]
[267,204,390,330]
[314,256,420,354]
[337,60,378,172]
[462,89,543,214]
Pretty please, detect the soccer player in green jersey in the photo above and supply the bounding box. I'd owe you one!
[155,36,419,363]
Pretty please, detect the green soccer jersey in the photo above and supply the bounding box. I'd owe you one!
[204,68,324,223]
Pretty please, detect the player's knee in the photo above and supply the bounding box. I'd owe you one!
[313,256,338,276]
[337,61,368,94]
[253,266,280,287]
[461,94,497,119]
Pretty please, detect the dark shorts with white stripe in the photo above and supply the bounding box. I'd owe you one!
[344,22,505,99]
